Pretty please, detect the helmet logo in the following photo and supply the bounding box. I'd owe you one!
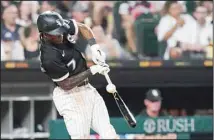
[56,19,63,26]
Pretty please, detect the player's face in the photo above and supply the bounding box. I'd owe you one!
[149,101,161,112]
[145,99,161,112]
[44,33,64,44]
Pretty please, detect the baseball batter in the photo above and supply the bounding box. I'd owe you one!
[37,11,118,139]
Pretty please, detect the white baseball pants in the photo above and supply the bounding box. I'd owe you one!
[53,84,118,139]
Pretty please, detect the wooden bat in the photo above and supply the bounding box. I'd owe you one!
[104,73,137,128]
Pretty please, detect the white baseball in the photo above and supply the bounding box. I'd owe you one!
[106,84,116,93]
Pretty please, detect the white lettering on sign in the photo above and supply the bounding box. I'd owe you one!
[144,118,195,133]
[174,118,185,132]
[184,118,195,132]
[143,119,156,133]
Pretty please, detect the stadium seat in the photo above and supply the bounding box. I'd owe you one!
[185,1,197,15]
[113,1,127,45]
[134,13,160,57]
[158,41,167,58]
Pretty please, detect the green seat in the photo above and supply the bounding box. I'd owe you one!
[113,1,126,45]
[134,13,160,57]
[186,1,197,15]
[158,41,167,58]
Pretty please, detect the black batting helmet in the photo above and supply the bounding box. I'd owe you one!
[37,11,69,35]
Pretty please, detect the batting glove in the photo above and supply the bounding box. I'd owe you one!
[90,65,110,75]
[90,44,109,67]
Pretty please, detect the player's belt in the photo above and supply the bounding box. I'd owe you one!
[77,79,89,87]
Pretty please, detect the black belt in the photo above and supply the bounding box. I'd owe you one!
[77,79,89,87]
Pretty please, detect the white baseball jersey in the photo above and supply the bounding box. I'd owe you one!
[53,83,118,139]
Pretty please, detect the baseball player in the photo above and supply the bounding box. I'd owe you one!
[37,11,118,139]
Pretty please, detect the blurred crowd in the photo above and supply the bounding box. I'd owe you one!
[1,1,213,61]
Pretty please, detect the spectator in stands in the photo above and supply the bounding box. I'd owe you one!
[19,24,40,60]
[138,89,167,118]
[149,1,167,15]
[190,6,213,59]
[192,6,212,47]
[71,1,89,23]
[1,28,25,61]
[157,1,201,60]
[56,1,74,18]
[149,1,189,16]
[16,1,33,27]
[90,1,114,36]
[39,1,72,19]
[201,1,213,24]
[1,4,25,61]
[85,26,133,60]
[166,5,212,60]
[118,1,138,58]
[39,1,58,13]
[39,1,73,22]
[118,1,151,59]
[70,1,90,53]
[1,1,10,8]
[16,1,40,25]
[1,5,20,41]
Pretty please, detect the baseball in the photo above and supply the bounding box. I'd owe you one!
[106,84,116,93]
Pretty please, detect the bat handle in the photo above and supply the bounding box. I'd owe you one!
[104,72,112,84]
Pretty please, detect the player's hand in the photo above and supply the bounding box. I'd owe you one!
[90,65,110,75]
[90,44,108,67]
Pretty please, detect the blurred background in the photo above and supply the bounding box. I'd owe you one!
[1,0,213,139]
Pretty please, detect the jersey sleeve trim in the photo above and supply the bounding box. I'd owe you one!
[71,19,78,36]
[52,72,69,82]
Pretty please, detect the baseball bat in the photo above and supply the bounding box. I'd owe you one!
[104,72,137,128]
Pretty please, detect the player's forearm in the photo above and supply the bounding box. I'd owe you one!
[57,69,92,90]
[77,22,95,40]
[77,22,107,66]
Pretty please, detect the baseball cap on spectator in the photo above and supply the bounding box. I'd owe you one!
[145,89,162,102]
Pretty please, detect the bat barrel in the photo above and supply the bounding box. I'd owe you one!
[103,71,137,128]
